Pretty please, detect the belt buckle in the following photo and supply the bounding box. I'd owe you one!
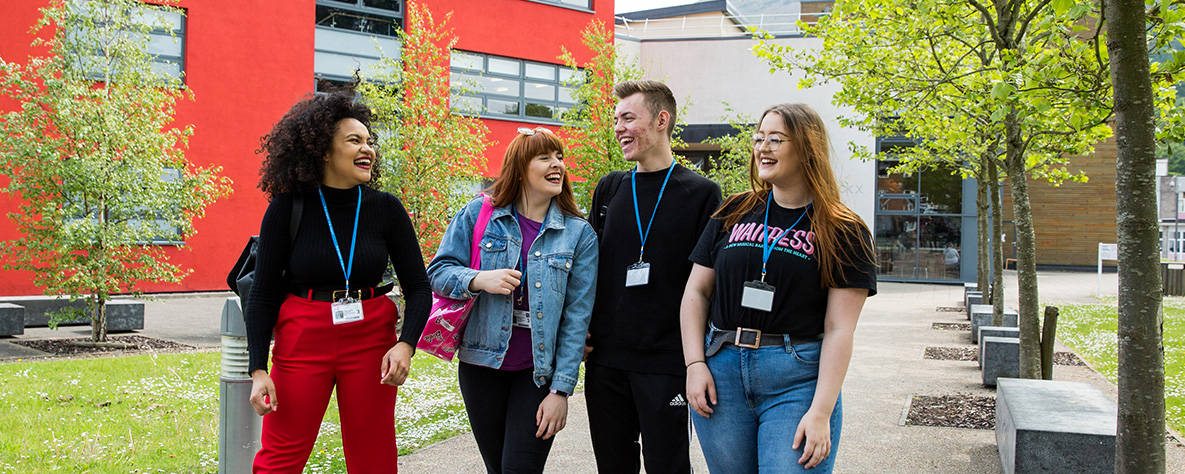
[734,327,762,349]
[332,289,359,301]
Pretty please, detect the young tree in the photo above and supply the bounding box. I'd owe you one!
[1109,1,1175,471]
[756,0,1114,378]
[359,1,490,264]
[0,0,230,343]
[559,19,643,211]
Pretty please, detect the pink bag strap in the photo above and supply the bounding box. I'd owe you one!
[469,194,494,269]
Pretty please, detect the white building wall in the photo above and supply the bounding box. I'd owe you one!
[618,35,877,226]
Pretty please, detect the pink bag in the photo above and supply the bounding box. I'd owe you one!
[417,195,494,361]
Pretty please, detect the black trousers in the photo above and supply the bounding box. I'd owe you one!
[458,362,555,474]
[584,363,692,474]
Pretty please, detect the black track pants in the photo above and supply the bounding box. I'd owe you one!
[584,363,692,474]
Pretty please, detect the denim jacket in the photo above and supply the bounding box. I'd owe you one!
[427,196,599,394]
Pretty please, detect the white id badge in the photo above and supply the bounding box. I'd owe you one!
[625,262,651,287]
[512,309,532,329]
[331,298,365,325]
[740,281,775,312]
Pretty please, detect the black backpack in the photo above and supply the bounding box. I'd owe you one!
[227,195,304,308]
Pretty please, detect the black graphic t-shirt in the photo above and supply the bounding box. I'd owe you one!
[689,197,877,337]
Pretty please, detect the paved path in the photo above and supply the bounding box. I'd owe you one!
[3,271,1184,473]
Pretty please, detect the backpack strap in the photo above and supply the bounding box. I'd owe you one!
[594,170,629,236]
[289,194,304,245]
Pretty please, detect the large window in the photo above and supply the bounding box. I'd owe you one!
[527,0,592,10]
[450,51,579,123]
[316,0,402,37]
[874,141,966,281]
[73,4,185,83]
[142,8,185,81]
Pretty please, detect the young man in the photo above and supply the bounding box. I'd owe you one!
[585,80,723,474]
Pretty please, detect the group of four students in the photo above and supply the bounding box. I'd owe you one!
[243,79,877,474]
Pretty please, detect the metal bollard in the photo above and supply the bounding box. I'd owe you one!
[219,297,261,473]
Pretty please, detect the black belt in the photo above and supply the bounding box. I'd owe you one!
[294,283,394,302]
[705,327,823,357]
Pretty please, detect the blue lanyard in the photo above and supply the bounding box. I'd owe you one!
[760,195,810,282]
[318,187,362,292]
[512,204,527,273]
[631,164,676,262]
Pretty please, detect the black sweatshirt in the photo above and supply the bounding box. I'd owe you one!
[586,164,722,376]
[244,185,432,374]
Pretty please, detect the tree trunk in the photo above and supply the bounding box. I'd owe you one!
[977,154,991,293]
[989,157,1005,325]
[91,295,108,343]
[1108,0,1167,471]
[1003,108,1041,379]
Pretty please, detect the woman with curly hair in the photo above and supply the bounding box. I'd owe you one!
[680,103,876,473]
[245,91,431,473]
[427,127,598,473]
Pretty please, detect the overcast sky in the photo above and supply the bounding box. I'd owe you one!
[615,0,695,14]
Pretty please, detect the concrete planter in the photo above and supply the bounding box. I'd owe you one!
[978,326,1020,369]
[0,296,144,331]
[981,336,1019,386]
[0,303,24,336]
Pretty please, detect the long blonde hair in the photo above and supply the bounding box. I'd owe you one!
[714,104,876,287]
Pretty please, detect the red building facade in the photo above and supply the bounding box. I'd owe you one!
[0,0,612,296]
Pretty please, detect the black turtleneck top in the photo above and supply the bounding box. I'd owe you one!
[244,185,432,374]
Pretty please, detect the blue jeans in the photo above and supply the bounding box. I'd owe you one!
[691,340,842,474]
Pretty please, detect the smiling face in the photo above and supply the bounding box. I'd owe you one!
[754,112,804,188]
[523,150,566,202]
[613,92,668,163]
[322,118,375,189]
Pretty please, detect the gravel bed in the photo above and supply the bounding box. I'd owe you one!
[924,346,1086,366]
[935,306,964,312]
[906,394,996,430]
[10,335,196,357]
[931,322,971,331]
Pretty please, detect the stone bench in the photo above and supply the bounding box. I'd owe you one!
[0,296,143,331]
[996,378,1116,474]
[978,326,1020,369]
[970,305,1018,343]
[0,303,24,336]
[965,291,983,320]
[981,336,1019,386]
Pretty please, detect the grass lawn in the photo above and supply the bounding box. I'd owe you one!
[1056,297,1185,434]
[0,350,468,473]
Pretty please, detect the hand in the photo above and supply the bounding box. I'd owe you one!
[469,269,522,295]
[249,370,278,416]
[793,409,832,469]
[582,332,592,362]
[535,393,568,439]
[686,362,716,418]
[380,342,415,386]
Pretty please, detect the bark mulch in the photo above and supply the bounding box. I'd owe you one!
[931,322,971,331]
[906,394,996,430]
[923,347,1087,366]
[935,306,965,312]
[10,335,196,357]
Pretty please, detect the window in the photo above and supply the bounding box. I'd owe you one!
[450,51,579,123]
[316,0,402,37]
[528,0,592,10]
[71,3,186,83]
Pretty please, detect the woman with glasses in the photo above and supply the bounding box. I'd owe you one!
[679,103,876,473]
[246,91,432,473]
[427,127,598,473]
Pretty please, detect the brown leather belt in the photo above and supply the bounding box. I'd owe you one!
[705,327,823,356]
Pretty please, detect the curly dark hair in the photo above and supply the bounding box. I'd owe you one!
[257,92,381,198]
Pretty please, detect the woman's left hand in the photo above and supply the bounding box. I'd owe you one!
[535,393,568,440]
[793,409,832,469]
[380,342,415,386]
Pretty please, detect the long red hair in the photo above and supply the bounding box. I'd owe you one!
[487,128,583,218]
[715,104,876,287]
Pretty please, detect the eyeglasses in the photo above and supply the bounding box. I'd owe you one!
[752,135,787,151]
[517,126,552,136]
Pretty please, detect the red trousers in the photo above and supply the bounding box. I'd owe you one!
[253,294,400,473]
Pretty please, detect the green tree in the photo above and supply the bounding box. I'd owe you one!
[1109,1,1180,471]
[756,0,1115,378]
[0,0,230,343]
[359,1,490,264]
[559,19,643,211]
[702,108,757,197]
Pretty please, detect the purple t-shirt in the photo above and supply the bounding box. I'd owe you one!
[500,212,542,371]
